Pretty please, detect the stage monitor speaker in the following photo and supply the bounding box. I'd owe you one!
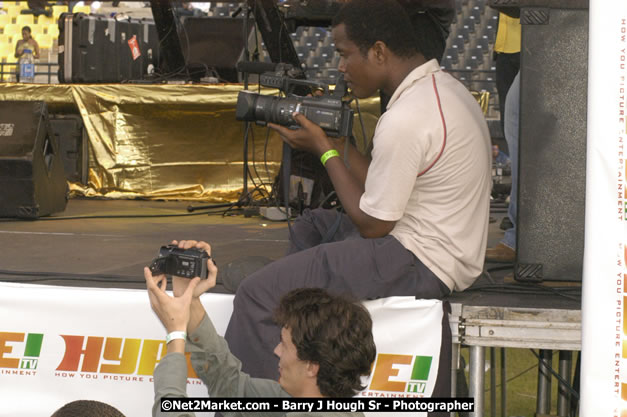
[0,101,68,218]
[515,5,588,282]
[181,16,255,82]
[49,114,89,185]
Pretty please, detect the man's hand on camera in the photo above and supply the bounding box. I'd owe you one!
[268,112,334,157]
[170,239,218,297]
[144,268,199,333]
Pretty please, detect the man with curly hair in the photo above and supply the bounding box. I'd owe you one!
[145,240,376,417]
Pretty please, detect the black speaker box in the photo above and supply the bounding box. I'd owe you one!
[515,4,588,282]
[49,114,89,184]
[180,16,255,82]
[0,101,68,218]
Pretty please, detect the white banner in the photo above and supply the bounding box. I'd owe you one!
[0,284,443,417]
[360,297,444,417]
[581,3,627,417]
[0,282,234,417]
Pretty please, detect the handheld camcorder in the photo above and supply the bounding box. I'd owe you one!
[235,62,354,138]
[149,244,213,279]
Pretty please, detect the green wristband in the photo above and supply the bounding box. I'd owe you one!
[320,149,340,167]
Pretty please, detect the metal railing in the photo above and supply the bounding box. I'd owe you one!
[0,62,59,84]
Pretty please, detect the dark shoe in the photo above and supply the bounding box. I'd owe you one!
[499,216,513,231]
[485,243,516,263]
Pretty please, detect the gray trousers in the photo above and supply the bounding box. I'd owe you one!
[224,208,450,380]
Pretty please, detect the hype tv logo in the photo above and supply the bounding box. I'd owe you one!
[367,353,433,394]
[0,332,44,370]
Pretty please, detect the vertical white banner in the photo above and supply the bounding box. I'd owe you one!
[582,2,627,416]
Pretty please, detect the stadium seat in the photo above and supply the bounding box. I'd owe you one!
[301,36,319,52]
[318,45,336,63]
[37,34,53,49]
[470,6,482,19]
[29,24,45,37]
[294,45,309,61]
[3,24,22,37]
[15,14,34,27]
[47,24,59,37]
[72,5,91,15]
[463,16,478,32]
[483,22,496,40]
[51,5,68,21]
[37,14,56,26]
[0,33,13,46]
[443,49,460,69]
[3,4,26,17]
[464,54,481,70]
[450,36,466,51]
[0,14,12,27]
[306,56,325,70]
[0,43,13,62]
[326,68,339,83]
[311,27,327,40]
[472,37,490,55]
[454,29,470,44]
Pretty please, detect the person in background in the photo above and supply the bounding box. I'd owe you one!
[485,3,521,262]
[14,26,40,60]
[492,144,510,166]
[486,71,520,262]
[492,7,520,134]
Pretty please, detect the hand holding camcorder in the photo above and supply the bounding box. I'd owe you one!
[149,244,215,279]
[235,62,354,138]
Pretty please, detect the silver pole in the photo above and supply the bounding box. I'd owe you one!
[469,346,485,417]
[536,349,553,415]
[557,351,572,417]
[490,347,496,417]
[500,348,507,417]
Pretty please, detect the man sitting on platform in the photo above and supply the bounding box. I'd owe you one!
[144,240,376,417]
[223,0,491,383]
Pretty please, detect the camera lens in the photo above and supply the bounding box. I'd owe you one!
[236,91,301,127]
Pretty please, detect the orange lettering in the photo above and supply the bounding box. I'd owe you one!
[56,336,104,372]
[369,354,412,392]
[100,338,141,374]
[0,332,24,368]
[137,340,166,376]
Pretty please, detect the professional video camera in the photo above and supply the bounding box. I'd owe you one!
[235,62,354,138]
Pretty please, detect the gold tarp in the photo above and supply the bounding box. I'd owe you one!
[0,83,487,201]
[472,90,490,115]
[0,83,380,201]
